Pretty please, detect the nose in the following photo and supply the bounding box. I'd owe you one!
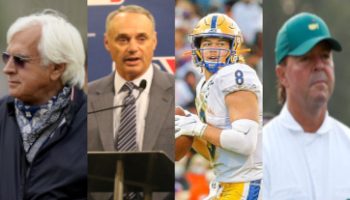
[207,48,221,56]
[209,48,217,53]
[313,56,326,71]
[3,57,17,75]
[127,39,138,54]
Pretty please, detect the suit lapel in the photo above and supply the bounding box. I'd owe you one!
[91,73,115,151]
[143,68,172,150]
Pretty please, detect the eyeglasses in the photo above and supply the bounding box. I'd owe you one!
[2,52,39,68]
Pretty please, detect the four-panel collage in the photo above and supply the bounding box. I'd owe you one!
[0,0,349,200]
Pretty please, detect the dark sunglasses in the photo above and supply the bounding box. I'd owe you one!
[2,52,39,68]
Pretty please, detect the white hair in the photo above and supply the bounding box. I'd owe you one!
[7,9,85,89]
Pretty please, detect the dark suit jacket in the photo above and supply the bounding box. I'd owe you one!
[88,66,174,200]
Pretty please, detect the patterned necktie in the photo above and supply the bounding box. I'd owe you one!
[116,82,138,151]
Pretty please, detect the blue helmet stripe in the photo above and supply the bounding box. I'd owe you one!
[210,15,218,29]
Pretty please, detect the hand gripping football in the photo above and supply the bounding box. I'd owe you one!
[175,106,193,161]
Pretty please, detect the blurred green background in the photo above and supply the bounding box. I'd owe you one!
[263,0,350,126]
[0,0,87,97]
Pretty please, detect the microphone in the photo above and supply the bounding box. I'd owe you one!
[88,79,147,114]
[139,79,147,91]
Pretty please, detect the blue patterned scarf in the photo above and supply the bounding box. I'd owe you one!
[15,87,71,155]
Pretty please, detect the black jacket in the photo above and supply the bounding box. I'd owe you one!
[0,88,87,200]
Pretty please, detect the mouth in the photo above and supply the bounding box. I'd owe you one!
[311,80,327,85]
[123,57,141,66]
[310,71,329,86]
[205,56,219,62]
[8,80,20,86]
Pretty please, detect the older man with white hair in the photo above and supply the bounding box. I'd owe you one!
[0,10,87,199]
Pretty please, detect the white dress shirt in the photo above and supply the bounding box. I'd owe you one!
[263,105,350,200]
[113,66,153,150]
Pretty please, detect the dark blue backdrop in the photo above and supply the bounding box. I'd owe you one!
[88,0,175,82]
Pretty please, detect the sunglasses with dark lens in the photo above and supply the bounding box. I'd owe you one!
[2,52,38,68]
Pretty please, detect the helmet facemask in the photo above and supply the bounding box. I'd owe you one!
[191,35,239,74]
[189,13,243,74]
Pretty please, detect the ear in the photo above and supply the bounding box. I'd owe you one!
[104,33,110,52]
[152,31,158,50]
[275,65,289,88]
[50,63,66,82]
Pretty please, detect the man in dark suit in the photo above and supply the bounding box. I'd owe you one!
[88,5,174,200]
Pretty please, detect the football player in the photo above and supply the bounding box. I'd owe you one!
[175,13,262,200]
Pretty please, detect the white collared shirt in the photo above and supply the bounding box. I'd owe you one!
[113,65,153,150]
[263,104,350,200]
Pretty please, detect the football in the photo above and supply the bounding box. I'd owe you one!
[175,106,194,161]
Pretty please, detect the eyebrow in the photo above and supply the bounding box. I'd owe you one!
[115,33,129,40]
[115,32,149,40]
[218,38,229,42]
[202,38,229,43]
[136,33,148,38]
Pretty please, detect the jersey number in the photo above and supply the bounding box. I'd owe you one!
[235,70,244,85]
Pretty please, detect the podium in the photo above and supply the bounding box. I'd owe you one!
[88,151,174,200]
